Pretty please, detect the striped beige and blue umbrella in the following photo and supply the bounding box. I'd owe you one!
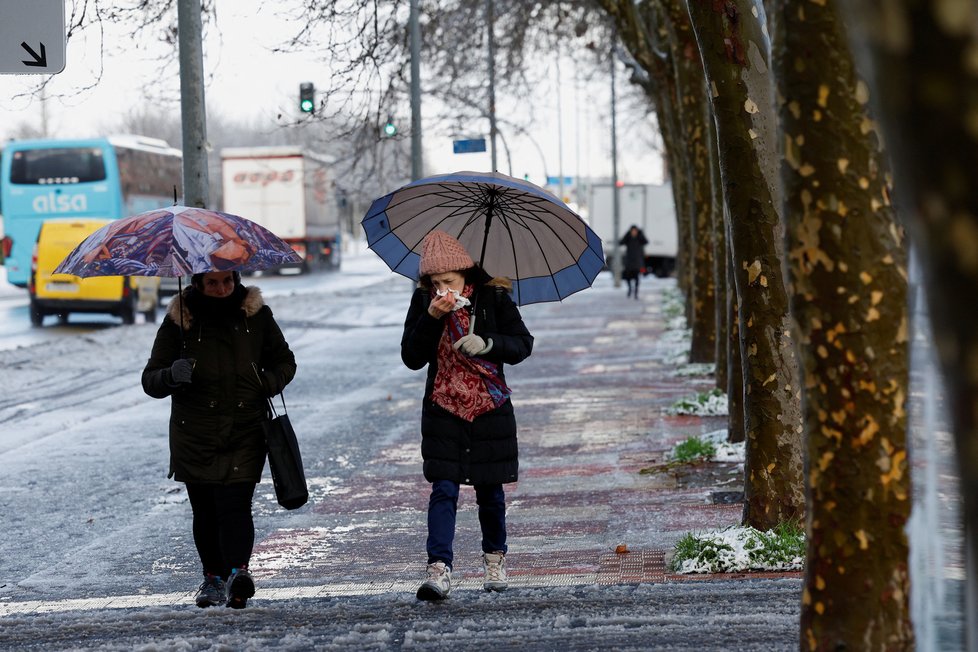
[362,171,604,306]
[54,205,302,278]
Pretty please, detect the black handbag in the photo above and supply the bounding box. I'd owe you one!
[262,393,309,510]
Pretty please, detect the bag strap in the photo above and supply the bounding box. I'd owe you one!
[252,362,287,417]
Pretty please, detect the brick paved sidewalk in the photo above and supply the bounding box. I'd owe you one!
[245,276,799,599]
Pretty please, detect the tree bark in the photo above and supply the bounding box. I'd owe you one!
[661,0,717,364]
[686,0,805,530]
[772,0,913,648]
[848,2,978,646]
[711,114,729,390]
[726,206,747,443]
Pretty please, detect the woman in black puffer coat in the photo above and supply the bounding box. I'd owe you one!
[401,230,533,601]
[142,270,296,609]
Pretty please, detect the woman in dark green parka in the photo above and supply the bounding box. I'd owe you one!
[142,270,296,610]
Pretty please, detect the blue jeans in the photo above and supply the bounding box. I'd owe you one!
[426,479,507,569]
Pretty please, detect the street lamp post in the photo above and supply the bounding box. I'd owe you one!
[486,0,498,172]
[409,0,423,181]
[610,43,621,288]
[177,0,209,208]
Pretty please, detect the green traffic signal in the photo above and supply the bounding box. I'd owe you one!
[299,82,315,114]
[383,116,397,137]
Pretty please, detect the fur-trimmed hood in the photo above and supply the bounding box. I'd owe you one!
[166,285,265,330]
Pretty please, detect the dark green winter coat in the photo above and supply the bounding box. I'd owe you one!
[142,284,296,484]
[401,280,533,485]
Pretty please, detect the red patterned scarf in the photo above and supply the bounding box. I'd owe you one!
[430,285,511,422]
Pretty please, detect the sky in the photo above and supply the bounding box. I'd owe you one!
[0,1,664,196]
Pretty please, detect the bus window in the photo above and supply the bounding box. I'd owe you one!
[9,148,107,185]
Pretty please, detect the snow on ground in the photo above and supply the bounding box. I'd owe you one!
[0,266,21,297]
[0,581,802,651]
[0,265,806,650]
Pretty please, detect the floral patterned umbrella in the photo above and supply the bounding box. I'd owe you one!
[54,205,301,277]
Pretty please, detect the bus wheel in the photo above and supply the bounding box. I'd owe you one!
[57,312,70,325]
[29,302,45,327]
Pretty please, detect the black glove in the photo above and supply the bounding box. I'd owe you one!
[165,358,195,387]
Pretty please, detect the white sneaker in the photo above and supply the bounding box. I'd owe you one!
[416,561,452,601]
[483,552,508,592]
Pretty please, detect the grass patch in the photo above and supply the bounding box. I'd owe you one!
[670,436,716,463]
[669,522,805,573]
[671,531,737,573]
[662,288,685,321]
[667,388,728,416]
[742,521,805,568]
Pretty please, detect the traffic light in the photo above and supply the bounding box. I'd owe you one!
[299,82,315,114]
[383,116,397,137]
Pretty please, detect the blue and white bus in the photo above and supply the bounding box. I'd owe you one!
[0,136,182,287]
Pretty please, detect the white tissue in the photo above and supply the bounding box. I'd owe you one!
[436,288,471,311]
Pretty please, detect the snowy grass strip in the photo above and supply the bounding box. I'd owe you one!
[666,388,728,416]
[669,523,805,574]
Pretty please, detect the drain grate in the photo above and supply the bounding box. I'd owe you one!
[710,491,745,504]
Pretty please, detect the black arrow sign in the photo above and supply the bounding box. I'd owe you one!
[21,42,48,67]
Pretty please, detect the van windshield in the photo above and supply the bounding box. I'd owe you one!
[9,148,107,185]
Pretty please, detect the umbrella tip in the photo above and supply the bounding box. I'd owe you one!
[172,185,178,205]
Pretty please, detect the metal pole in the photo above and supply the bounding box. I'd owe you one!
[610,43,621,288]
[409,0,423,181]
[178,0,209,208]
[556,53,565,202]
[486,0,498,172]
[40,83,49,138]
[574,60,581,209]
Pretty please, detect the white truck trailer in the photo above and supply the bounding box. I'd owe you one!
[585,182,678,277]
[221,146,341,273]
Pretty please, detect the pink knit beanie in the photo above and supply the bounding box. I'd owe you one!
[418,230,475,276]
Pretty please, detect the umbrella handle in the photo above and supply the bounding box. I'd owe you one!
[468,294,478,335]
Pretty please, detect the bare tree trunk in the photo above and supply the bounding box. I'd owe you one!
[661,0,717,364]
[711,114,729,390]
[847,2,978,648]
[686,0,804,530]
[726,210,747,443]
[599,0,698,339]
[771,0,913,647]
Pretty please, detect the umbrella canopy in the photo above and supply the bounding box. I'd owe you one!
[362,171,605,305]
[54,205,302,278]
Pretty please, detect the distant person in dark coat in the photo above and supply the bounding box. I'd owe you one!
[142,271,296,610]
[401,230,534,601]
[620,225,648,299]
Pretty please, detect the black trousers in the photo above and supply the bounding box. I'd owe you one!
[185,482,257,580]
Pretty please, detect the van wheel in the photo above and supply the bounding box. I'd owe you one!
[142,304,158,323]
[57,312,70,325]
[29,303,45,327]
[120,296,137,325]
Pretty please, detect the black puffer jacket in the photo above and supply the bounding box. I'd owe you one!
[142,284,296,484]
[401,281,533,485]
